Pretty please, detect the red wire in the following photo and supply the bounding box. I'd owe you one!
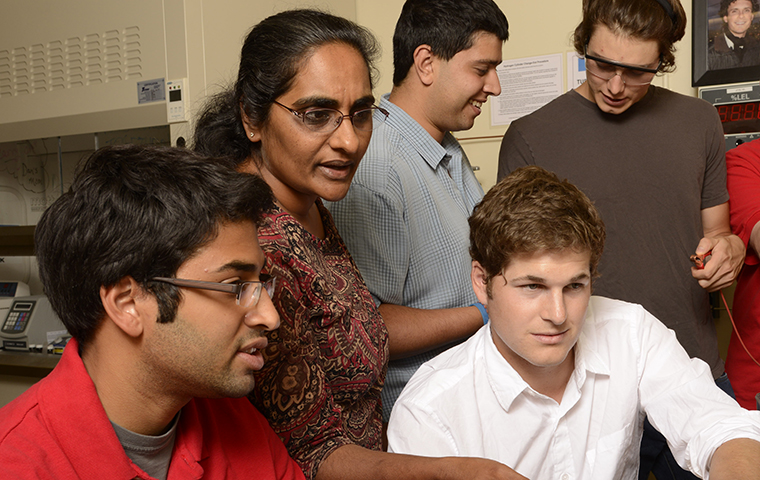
[720,289,760,369]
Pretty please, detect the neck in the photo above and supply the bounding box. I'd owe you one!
[243,158,325,238]
[575,81,593,102]
[389,86,446,144]
[82,325,188,436]
[493,329,576,403]
[523,352,574,403]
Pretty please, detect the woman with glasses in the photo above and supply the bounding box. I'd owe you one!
[497,0,746,479]
[193,9,523,480]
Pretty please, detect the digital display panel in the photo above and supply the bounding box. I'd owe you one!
[715,101,760,135]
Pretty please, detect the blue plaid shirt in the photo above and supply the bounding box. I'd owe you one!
[326,94,484,420]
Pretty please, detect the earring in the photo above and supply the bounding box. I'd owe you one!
[249,132,254,138]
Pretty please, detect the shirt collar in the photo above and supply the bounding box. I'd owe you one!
[724,32,736,50]
[575,298,611,377]
[39,340,208,479]
[379,93,457,170]
[38,340,142,478]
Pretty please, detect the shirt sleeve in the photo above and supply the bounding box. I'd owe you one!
[497,122,534,182]
[727,142,760,265]
[328,177,410,306]
[700,106,730,210]
[636,307,760,478]
[387,393,459,457]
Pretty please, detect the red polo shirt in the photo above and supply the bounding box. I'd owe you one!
[0,339,305,480]
[726,139,760,410]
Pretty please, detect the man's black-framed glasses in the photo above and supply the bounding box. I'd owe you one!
[584,45,661,86]
[151,275,276,308]
[273,101,389,133]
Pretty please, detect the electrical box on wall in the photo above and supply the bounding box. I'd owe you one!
[166,78,187,123]
[699,82,760,150]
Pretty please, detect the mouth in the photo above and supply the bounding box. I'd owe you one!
[532,330,568,345]
[319,160,356,180]
[237,338,268,370]
[240,337,268,355]
[602,93,628,107]
[470,99,484,114]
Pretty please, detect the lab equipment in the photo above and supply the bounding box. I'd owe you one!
[1,295,68,353]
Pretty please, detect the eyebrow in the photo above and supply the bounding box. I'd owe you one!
[475,58,502,67]
[290,94,376,111]
[509,273,591,284]
[213,260,261,274]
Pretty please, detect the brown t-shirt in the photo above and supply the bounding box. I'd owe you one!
[499,87,728,378]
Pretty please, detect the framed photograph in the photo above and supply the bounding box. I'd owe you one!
[693,0,760,87]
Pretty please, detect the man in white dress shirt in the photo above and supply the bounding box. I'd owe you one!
[388,166,760,480]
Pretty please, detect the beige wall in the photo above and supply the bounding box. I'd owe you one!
[357,0,698,190]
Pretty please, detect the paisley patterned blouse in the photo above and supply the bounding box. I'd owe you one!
[250,200,389,480]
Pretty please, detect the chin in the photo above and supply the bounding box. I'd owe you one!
[320,187,352,202]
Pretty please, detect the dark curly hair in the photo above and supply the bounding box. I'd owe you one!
[573,0,687,73]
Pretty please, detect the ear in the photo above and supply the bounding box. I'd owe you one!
[100,277,154,338]
[412,44,436,86]
[471,260,490,306]
[240,104,261,142]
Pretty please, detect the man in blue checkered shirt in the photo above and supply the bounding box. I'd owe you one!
[326,0,509,421]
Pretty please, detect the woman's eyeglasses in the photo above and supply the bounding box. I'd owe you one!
[273,101,389,133]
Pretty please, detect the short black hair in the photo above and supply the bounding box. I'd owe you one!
[34,145,274,350]
[392,0,509,86]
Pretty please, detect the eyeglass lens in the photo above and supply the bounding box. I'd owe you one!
[240,277,276,308]
[301,107,379,132]
[585,58,656,86]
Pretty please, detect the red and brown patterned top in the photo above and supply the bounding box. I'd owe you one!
[250,200,389,480]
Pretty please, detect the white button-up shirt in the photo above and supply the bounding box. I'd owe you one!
[388,296,760,479]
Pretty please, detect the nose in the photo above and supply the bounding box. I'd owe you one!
[244,288,280,331]
[607,72,626,94]
[329,115,361,153]
[542,291,567,325]
[484,68,502,97]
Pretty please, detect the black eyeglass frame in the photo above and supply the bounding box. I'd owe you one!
[583,44,662,85]
[272,100,389,133]
[151,275,276,307]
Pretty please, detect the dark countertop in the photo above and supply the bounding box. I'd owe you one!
[0,349,59,377]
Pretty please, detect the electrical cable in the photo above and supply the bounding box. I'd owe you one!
[720,289,760,368]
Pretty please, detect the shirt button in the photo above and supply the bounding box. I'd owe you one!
[561,474,570,480]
